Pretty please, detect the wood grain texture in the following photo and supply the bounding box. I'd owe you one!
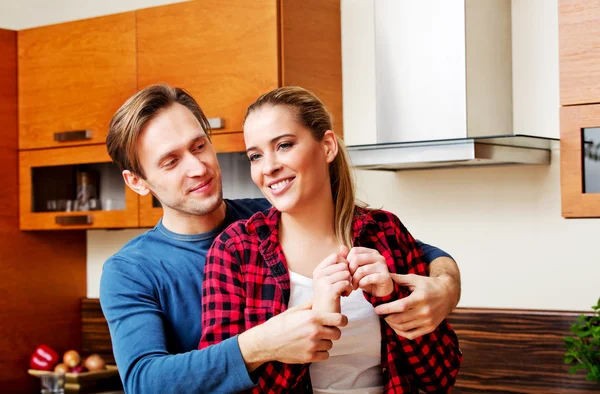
[19,145,139,230]
[82,298,115,365]
[0,29,87,393]
[80,299,600,394]
[560,104,600,217]
[559,0,600,106]
[138,132,246,227]
[280,0,344,137]
[0,29,17,152]
[136,0,279,134]
[18,12,137,149]
[448,309,600,394]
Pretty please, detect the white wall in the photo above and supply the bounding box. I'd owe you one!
[8,0,599,310]
[0,0,187,30]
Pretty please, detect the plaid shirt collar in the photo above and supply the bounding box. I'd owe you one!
[246,206,382,250]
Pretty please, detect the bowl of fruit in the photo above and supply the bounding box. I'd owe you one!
[28,345,119,392]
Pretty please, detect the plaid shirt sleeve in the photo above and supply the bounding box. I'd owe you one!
[362,211,462,393]
[199,231,247,349]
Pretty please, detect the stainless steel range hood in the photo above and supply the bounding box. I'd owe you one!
[348,135,557,171]
[341,0,558,171]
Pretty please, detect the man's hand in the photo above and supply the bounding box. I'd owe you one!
[374,257,461,340]
[238,300,348,372]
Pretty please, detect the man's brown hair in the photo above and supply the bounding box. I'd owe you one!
[106,84,211,179]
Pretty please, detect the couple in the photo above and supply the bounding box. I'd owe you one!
[100,84,462,393]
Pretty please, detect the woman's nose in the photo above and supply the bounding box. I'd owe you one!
[262,153,282,175]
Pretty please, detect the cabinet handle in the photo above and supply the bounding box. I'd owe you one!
[208,118,224,130]
[55,215,93,226]
[54,130,93,142]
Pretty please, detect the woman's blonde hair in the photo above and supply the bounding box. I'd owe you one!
[244,86,356,247]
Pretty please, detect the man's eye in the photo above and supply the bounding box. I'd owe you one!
[163,159,177,168]
[194,143,205,151]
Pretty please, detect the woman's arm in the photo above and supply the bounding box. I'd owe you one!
[364,211,462,393]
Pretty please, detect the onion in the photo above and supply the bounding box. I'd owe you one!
[63,350,81,368]
[83,354,106,372]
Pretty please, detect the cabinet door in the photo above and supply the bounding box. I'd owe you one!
[19,145,139,230]
[560,104,600,217]
[136,0,279,135]
[559,0,600,105]
[18,13,136,149]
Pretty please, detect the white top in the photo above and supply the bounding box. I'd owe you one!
[288,271,384,394]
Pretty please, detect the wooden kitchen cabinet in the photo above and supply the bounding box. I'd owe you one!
[560,104,600,217]
[18,12,136,149]
[19,145,139,230]
[136,0,343,139]
[136,0,343,225]
[559,0,600,106]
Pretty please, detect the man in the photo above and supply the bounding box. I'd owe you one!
[100,84,461,393]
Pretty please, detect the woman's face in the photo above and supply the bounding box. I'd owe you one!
[244,105,338,213]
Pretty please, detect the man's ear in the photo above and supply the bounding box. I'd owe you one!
[122,170,150,196]
[323,130,339,164]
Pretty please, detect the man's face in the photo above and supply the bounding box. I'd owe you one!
[130,103,223,218]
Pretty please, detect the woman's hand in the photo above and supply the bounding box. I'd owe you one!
[347,247,393,297]
[312,248,353,313]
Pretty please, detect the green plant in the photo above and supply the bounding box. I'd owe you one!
[564,298,600,383]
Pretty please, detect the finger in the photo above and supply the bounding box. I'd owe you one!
[352,263,381,289]
[347,246,378,260]
[319,262,351,277]
[318,326,342,341]
[383,307,421,324]
[357,273,389,290]
[385,315,421,332]
[332,281,353,297]
[330,270,353,284]
[312,350,330,362]
[347,253,384,275]
[374,292,421,315]
[390,273,421,290]
[316,312,348,328]
[314,253,343,274]
[315,339,334,352]
[286,299,313,312]
[393,326,431,341]
[338,245,350,259]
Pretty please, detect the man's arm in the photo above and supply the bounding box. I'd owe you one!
[375,241,461,340]
[201,235,347,373]
[100,258,255,394]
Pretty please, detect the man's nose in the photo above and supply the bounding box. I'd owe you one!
[184,153,208,177]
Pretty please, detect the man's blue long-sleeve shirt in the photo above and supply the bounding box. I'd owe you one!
[99,198,451,394]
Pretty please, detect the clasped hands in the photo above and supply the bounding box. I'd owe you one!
[312,246,394,313]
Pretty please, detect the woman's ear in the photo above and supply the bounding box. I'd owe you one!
[323,130,339,164]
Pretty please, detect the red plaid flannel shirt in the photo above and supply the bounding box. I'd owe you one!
[200,207,462,393]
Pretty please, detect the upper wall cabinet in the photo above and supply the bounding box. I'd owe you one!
[136,1,279,136]
[136,0,343,138]
[559,0,600,106]
[18,13,137,150]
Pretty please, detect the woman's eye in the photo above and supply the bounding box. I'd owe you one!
[278,142,293,150]
[248,153,262,162]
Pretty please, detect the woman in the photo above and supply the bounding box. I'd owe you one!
[200,86,461,393]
